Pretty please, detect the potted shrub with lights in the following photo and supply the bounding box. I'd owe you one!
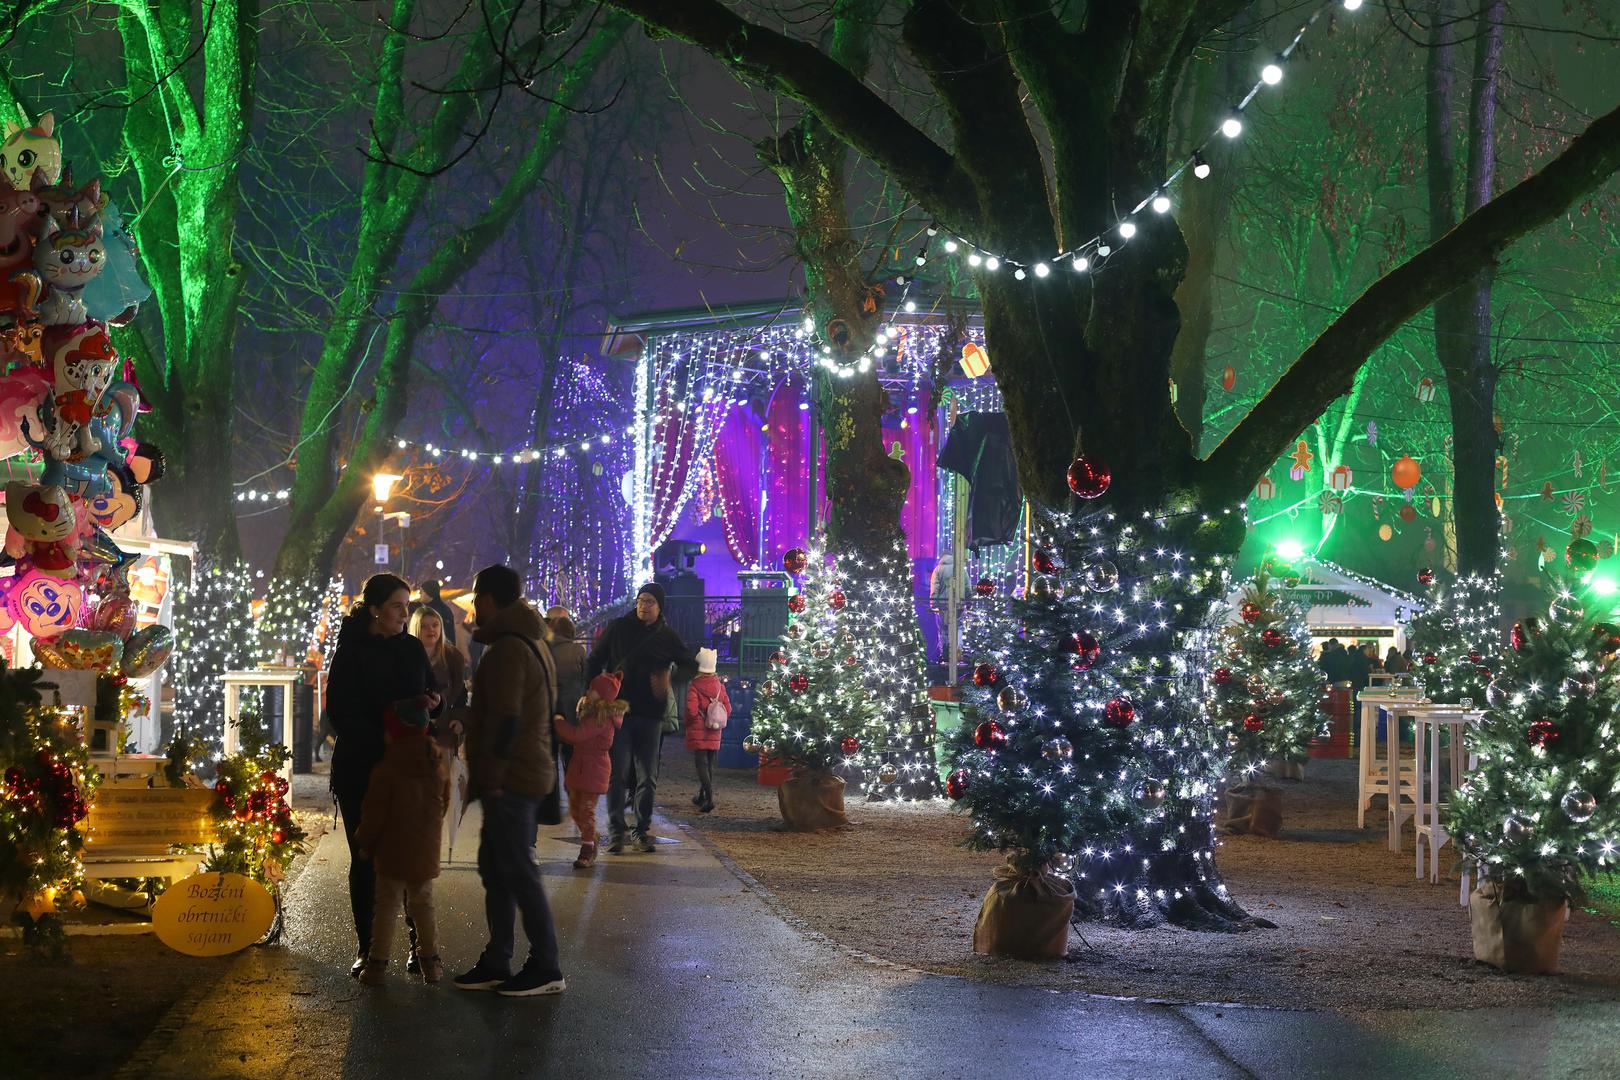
[1448,588,1620,974]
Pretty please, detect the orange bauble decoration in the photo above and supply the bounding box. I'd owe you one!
[1391,454,1421,491]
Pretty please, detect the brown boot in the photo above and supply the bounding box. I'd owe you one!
[359,959,388,986]
[573,842,596,869]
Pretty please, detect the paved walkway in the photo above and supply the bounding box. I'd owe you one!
[128,803,1620,1080]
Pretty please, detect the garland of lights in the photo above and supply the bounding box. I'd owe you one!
[894,0,1364,284]
[205,736,306,888]
[1449,585,1620,904]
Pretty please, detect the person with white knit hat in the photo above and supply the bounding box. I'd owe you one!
[682,648,730,813]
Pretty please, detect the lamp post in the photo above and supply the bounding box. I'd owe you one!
[372,473,404,573]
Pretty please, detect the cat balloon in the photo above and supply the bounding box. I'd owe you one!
[0,112,60,189]
[34,213,105,326]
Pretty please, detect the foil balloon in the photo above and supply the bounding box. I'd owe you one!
[54,628,122,670]
[9,568,83,638]
[30,636,70,669]
[81,201,151,324]
[5,482,74,543]
[0,171,44,277]
[121,624,173,678]
[1,112,63,188]
[89,594,136,638]
[87,466,142,531]
[0,370,52,461]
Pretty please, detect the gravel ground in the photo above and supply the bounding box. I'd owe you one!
[655,745,1620,1009]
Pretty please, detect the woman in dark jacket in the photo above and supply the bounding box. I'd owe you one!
[325,573,441,976]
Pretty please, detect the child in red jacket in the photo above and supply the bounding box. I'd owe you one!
[683,648,730,813]
[555,672,627,868]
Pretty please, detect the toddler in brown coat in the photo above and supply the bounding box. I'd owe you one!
[356,697,450,984]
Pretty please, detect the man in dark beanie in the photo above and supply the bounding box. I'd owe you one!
[587,582,696,853]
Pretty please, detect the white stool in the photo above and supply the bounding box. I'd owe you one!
[1409,705,1481,883]
[1357,689,1423,836]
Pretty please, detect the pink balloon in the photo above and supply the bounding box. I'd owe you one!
[90,594,135,638]
[0,370,50,461]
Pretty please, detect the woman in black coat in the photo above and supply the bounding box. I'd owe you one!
[324,573,441,975]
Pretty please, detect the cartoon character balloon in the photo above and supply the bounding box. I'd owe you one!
[34,212,106,327]
[8,568,83,638]
[0,112,61,189]
[25,323,118,464]
[80,201,150,325]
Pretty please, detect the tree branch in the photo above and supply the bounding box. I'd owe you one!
[600,0,977,227]
[1199,99,1620,503]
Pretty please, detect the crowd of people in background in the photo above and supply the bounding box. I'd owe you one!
[321,568,705,1000]
[1317,637,1414,691]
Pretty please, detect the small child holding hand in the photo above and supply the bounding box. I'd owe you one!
[555,672,628,868]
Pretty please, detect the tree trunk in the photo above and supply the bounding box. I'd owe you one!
[1429,0,1504,578]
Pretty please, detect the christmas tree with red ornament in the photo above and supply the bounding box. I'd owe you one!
[745,544,884,774]
[205,736,305,885]
[1211,570,1323,777]
[1404,568,1502,704]
[1448,585,1620,907]
[945,456,1257,930]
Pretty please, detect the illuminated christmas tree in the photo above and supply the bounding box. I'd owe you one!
[1405,569,1502,705]
[745,544,885,773]
[169,560,259,754]
[1212,570,1324,778]
[1449,587,1620,905]
[839,538,939,800]
[946,489,1258,929]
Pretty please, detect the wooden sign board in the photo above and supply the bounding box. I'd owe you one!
[83,787,217,852]
[152,872,275,956]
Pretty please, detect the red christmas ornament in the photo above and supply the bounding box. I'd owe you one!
[1103,697,1136,727]
[1061,630,1102,670]
[1417,567,1434,585]
[1243,713,1265,733]
[1066,455,1112,499]
[1526,719,1562,750]
[843,655,858,667]
[973,720,1007,750]
[946,769,970,800]
[972,663,999,687]
[1033,550,1057,574]
[840,736,860,755]
[770,651,788,665]
[1261,628,1283,648]
[974,577,995,598]
[783,548,809,573]
[1467,651,1483,662]
[787,593,807,614]
[828,590,847,611]
[1398,504,1418,523]
[1213,667,1234,686]
[1239,601,1262,624]
[788,673,810,694]
[214,779,233,797]
[1423,652,1438,666]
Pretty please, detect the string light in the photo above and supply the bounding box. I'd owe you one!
[912,0,1356,280]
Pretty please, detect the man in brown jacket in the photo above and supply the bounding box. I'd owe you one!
[452,564,565,998]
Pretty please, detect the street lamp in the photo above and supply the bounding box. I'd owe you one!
[372,472,404,504]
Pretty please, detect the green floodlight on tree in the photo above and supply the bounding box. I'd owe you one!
[1274,539,1307,562]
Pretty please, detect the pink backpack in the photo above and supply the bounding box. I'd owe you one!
[697,683,728,730]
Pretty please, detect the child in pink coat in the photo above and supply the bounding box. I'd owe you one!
[555,672,627,868]
[683,648,730,814]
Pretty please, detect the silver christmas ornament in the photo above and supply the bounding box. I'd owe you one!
[786,623,804,640]
[1085,559,1120,594]
[1441,617,1457,632]
[1562,672,1597,698]
[1502,814,1533,843]
[1550,594,1586,625]
[878,762,900,784]
[810,639,832,659]
[1132,778,1167,810]
[1030,575,1061,602]
[996,686,1028,714]
[1562,789,1597,823]
[1247,675,1267,697]
[1485,678,1508,709]
[1041,736,1073,760]
[1267,688,1287,707]
[1048,852,1076,875]
[759,680,779,698]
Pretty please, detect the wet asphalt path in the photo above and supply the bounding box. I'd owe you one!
[123,802,1620,1080]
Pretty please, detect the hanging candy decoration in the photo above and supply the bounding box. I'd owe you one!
[1392,454,1421,491]
[1065,455,1111,499]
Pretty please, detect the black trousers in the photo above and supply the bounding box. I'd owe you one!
[334,770,413,957]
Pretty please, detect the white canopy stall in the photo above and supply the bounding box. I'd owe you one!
[1265,559,1422,652]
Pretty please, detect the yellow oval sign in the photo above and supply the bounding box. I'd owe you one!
[152,872,276,956]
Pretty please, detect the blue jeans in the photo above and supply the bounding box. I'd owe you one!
[608,715,663,839]
[476,793,561,976]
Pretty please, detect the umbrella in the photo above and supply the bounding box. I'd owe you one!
[445,752,471,860]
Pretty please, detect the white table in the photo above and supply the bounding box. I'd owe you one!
[221,668,304,782]
[1356,689,1424,841]
[1408,704,1481,888]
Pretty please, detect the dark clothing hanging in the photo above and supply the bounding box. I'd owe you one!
[936,412,1020,550]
